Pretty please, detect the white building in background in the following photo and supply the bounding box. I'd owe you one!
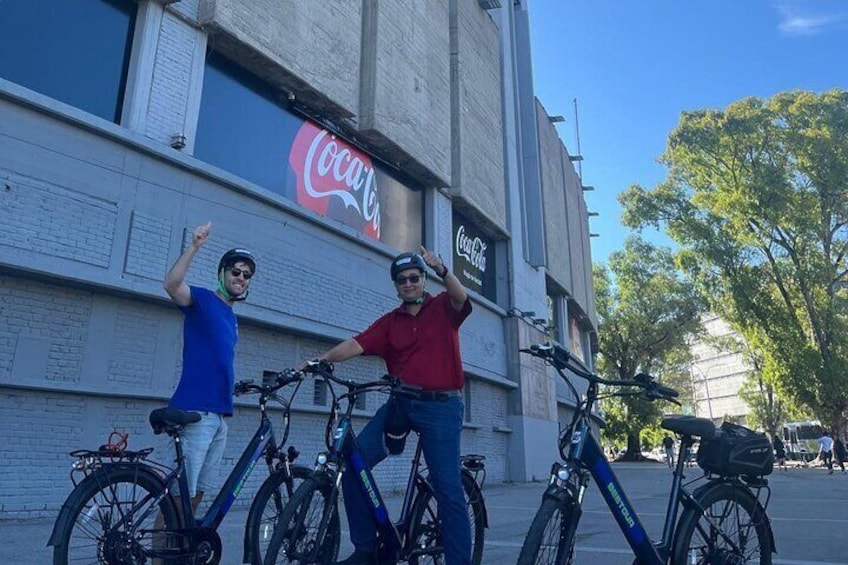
[689,316,751,425]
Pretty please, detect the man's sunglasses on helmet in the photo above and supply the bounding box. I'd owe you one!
[229,267,253,279]
[395,274,421,285]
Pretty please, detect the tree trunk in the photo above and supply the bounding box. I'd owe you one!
[621,431,645,461]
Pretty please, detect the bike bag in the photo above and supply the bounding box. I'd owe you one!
[383,393,411,455]
[697,421,774,477]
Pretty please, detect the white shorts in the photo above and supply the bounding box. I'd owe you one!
[177,411,228,497]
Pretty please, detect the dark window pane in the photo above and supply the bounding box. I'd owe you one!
[195,52,303,195]
[196,52,423,251]
[0,0,136,123]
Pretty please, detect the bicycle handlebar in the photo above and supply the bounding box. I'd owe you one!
[234,368,303,396]
[301,359,423,399]
[520,342,679,403]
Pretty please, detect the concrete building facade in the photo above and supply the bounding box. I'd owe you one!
[0,0,596,519]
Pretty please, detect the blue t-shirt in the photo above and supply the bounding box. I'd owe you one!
[169,286,237,416]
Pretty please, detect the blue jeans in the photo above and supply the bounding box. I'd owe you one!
[342,395,471,565]
[176,411,228,497]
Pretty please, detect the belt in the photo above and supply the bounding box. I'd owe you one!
[418,390,460,402]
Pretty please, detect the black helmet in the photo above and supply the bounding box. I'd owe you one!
[218,248,256,275]
[390,252,426,281]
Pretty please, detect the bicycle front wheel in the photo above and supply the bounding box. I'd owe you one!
[517,492,578,565]
[263,477,340,565]
[52,465,181,565]
[672,481,772,565]
[408,472,485,565]
[245,464,312,565]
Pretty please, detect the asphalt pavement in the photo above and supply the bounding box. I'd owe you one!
[5,461,847,564]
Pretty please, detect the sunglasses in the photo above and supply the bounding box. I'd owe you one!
[395,274,422,285]
[229,268,253,280]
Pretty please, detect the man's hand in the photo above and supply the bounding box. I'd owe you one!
[193,221,212,249]
[419,245,446,277]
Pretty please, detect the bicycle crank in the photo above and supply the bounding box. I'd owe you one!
[187,528,223,565]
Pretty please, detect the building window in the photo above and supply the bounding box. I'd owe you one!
[0,0,136,123]
[313,379,328,407]
[195,51,422,251]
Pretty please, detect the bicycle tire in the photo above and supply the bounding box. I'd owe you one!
[672,481,772,565]
[516,493,577,565]
[408,472,485,565]
[244,464,312,565]
[263,477,340,565]
[52,465,181,565]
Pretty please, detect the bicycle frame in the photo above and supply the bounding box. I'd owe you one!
[566,405,666,564]
[327,404,412,554]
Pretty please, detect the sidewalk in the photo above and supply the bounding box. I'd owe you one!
[7,462,848,564]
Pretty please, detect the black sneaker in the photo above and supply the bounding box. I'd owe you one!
[336,550,378,565]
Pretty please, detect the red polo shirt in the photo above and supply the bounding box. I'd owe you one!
[354,292,472,391]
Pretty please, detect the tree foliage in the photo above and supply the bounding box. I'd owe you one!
[620,89,848,432]
[595,237,703,455]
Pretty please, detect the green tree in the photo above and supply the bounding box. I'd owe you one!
[595,237,703,459]
[621,89,848,432]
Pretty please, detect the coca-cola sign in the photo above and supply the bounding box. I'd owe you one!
[452,211,495,300]
[290,122,381,240]
[456,225,487,272]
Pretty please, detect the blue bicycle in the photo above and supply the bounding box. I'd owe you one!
[264,360,487,564]
[48,369,313,565]
[516,343,775,565]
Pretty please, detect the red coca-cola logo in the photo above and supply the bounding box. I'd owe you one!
[289,122,381,240]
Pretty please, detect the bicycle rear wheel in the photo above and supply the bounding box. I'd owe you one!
[52,466,180,565]
[263,477,340,565]
[672,482,772,564]
[516,491,578,565]
[408,472,485,565]
[245,465,311,565]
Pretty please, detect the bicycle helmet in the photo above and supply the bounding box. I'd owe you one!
[218,248,256,274]
[218,248,256,302]
[390,252,426,281]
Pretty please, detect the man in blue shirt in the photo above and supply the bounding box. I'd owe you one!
[163,221,256,511]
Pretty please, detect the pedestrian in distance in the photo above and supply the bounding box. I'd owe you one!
[832,432,847,474]
[313,247,473,565]
[817,430,835,474]
[662,435,675,468]
[773,434,787,471]
[163,221,256,512]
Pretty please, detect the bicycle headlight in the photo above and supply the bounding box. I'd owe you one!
[316,452,328,466]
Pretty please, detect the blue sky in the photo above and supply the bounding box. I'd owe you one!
[528,0,848,264]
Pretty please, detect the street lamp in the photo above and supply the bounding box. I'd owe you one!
[689,364,714,421]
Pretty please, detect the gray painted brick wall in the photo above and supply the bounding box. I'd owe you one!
[0,0,599,517]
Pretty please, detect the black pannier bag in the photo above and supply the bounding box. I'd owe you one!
[697,421,774,477]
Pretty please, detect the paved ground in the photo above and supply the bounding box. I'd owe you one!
[5,461,848,564]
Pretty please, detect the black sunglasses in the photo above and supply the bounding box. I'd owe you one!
[229,267,253,280]
[395,274,422,285]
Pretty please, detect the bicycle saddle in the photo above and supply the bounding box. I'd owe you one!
[149,407,202,435]
[661,415,716,439]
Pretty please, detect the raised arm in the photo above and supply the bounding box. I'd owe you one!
[420,245,467,311]
[164,221,211,307]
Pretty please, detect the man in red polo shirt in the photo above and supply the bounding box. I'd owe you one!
[318,246,472,565]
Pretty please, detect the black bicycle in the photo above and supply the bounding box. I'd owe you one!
[517,342,775,565]
[264,360,487,564]
[48,369,315,565]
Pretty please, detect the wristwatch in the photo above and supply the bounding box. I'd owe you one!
[436,264,449,278]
